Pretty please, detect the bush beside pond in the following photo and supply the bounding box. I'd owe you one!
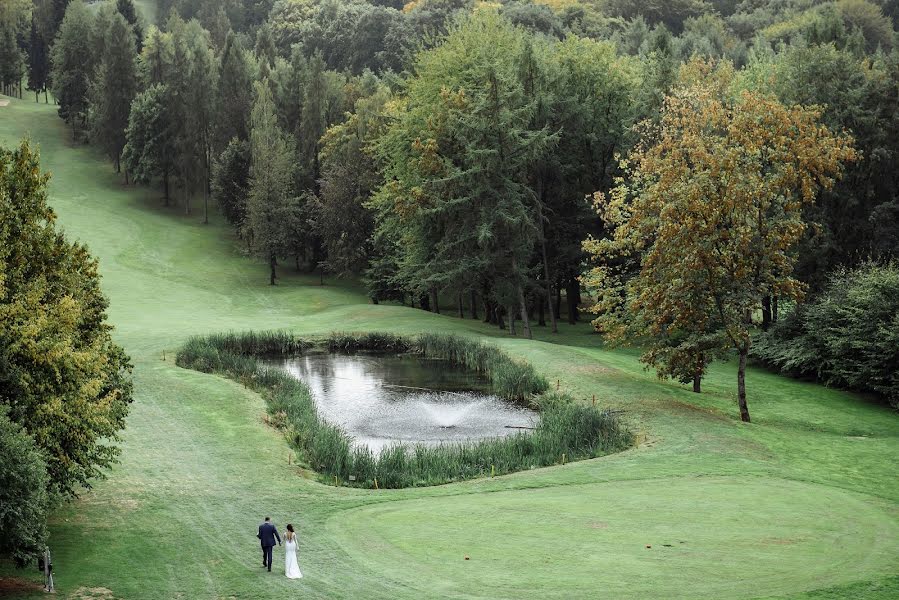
[176,331,631,488]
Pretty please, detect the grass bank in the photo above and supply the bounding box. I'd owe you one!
[176,331,630,488]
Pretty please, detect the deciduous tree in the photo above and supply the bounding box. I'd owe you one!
[583,60,856,421]
[0,140,133,496]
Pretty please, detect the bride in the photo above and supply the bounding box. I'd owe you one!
[284,524,303,579]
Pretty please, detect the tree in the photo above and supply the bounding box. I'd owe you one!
[0,22,25,98]
[371,12,553,334]
[27,16,51,103]
[583,60,856,422]
[89,12,138,174]
[756,42,899,289]
[123,84,178,203]
[317,81,390,276]
[50,0,94,136]
[0,1,28,97]
[0,139,133,496]
[116,0,144,51]
[214,31,254,153]
[603,0,711,33]
[211,137,251,231]
[298,53,326,191]
[248,79,296,285]
[0,408,50,567]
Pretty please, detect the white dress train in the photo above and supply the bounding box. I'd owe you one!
[284,537,303,579]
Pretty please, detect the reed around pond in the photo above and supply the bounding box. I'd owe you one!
[176,330,631,488]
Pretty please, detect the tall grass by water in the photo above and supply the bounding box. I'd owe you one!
[176,331,631,488]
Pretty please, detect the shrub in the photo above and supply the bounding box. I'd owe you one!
[177,331,631,488]
[0,409,51,566]
[753,262,899,408]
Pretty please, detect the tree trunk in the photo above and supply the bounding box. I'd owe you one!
[554,286,562,324]
[457,293,464,318]
[518,287,532,339]
[203,169,209,224]
[163,173,170,206]
[737,347,751,423]
[772,296,779,322]
[761,295,772,331]
[44,90,48,104]
[537,295,546,326]
[566,280,580,324]
[507,304,517,336]
[35,90,39,102]
[431,289,439,314]
[470,290,478,320]
[693,374,701,393]
[115,156,120,173]
[419,294,430,312]
[537,200,558,334]
[269,253,277,286]
[496,305,505,330]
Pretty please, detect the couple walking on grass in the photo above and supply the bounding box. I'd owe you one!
[258,517,303,579]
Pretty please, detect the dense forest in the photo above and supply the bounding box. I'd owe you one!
[1,0,897,409]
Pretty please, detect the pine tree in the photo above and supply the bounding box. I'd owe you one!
[211,137,251,231]
[27,17,50,103]
[0,24,25,98]
[215,31,253,153]
[299,52,326,192]
[115,0,143,51]
[50,0,94,137]
[122,84,178,203]
[89,13,138,174]
[248,79,296,285]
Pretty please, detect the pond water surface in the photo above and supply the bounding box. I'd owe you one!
[267,353,537,452]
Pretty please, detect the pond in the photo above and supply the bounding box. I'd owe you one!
[267,353,538,452]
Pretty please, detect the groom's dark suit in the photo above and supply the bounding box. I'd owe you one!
[257,521,281,571]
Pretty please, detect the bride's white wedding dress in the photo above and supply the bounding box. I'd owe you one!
[284,537,303,579]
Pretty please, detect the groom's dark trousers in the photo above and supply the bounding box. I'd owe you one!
[258,522,281,571]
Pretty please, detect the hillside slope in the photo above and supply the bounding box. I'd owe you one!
[0,96,897,599]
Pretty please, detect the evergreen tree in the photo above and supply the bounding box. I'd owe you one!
[27,17,51,103]
[0,23,25,98]
[89,13,138,174]
[122,84,178,203]
[50,0,94,137]
[298,52,326,192]
[248,79,296,285]
[211,137,251,231]
[116,0,144,51]
[214,31,254,153]
[371,13,553,335]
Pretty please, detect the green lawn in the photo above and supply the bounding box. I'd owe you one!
[1,96,897,599]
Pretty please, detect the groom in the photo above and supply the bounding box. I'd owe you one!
[257,516,281,572]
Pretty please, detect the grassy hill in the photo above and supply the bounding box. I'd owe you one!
[0,95,897,599]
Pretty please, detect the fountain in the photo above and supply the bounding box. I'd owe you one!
[416,397,486,429]
[268,353,537,452]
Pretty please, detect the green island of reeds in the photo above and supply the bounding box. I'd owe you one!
[176,331,632,488]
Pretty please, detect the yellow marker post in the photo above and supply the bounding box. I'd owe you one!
[491,465,495,478]
[562,453,566,465]
[374,478,379,490]
[334,475,339,487]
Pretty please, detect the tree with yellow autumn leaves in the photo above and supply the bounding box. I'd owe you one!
[583,59,857,422]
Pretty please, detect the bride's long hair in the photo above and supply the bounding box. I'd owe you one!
[285,523,296,542]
